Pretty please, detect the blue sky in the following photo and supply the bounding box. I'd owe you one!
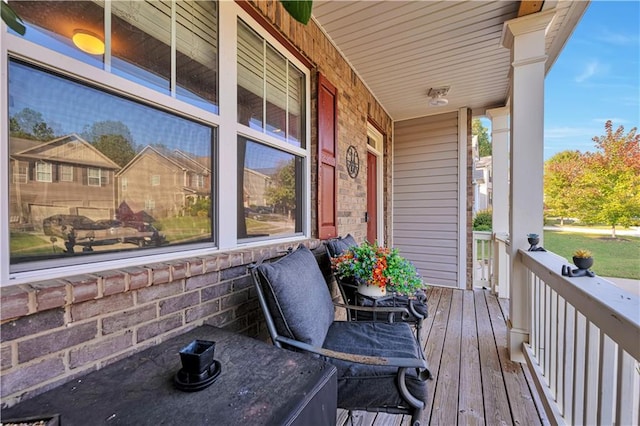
[544,0,639,159]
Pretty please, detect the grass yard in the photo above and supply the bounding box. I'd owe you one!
[543,230,640,280]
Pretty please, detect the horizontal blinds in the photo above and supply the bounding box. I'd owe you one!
[237,20,264,102]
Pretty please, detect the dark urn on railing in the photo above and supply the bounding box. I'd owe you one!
[527,233,540,250]
[572,249,594,270]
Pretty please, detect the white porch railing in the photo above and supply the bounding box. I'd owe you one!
[472,231,493,288]
[518,250,640,425]
[492,232,510,297]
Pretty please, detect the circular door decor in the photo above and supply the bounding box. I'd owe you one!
[346,145,360,178]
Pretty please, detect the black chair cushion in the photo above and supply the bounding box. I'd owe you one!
[257,246,335,347]
[322,321,427,410]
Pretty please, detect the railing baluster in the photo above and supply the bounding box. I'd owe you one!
[584,322,600,425]
[615,349,640,425]
[573,311,586,425]
[597,333,616,425]
[549,289,558,399]
[556,295,566,415]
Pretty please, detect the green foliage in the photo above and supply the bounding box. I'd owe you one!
[9,108,55,141]
[576,121,640,237]
[544,150,584,223]
[280,0,313,24]
[331,241,423,295]
[266,159,296,213]
[473,209,492,231]
[472,118,491,157]
[1,2,25,35]
[188,197,211,217]
[82,121,136,167]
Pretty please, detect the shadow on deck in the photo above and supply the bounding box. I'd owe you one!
[338,287,548,425]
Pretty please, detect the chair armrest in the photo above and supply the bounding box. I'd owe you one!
[274,336,428,369]
[332,301,411,316]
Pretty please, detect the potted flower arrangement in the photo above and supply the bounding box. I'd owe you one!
[331,241,423,297]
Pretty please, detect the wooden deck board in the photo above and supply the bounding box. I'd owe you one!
[458,290,484,425]
[340,288,545,426]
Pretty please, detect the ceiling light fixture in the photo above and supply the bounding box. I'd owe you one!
[72,29,105,55]
[428,86,450,107]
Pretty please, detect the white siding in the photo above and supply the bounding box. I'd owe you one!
[393,112,459,287]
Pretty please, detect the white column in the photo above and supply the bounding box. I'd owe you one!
[487,106,510,298]
[501,9,555,362]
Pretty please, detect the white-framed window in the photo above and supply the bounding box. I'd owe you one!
[60,165,73,182]
[36,162,52,182]
[13,162,28,183]
[151,175,160,186]
[2,0,310,282]
[87,168,101,187]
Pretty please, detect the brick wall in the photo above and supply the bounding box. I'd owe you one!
[0,2,393,407]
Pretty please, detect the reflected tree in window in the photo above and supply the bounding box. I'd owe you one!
[266,159,296,218]
[82,121,137,167]
[9,108,56,141]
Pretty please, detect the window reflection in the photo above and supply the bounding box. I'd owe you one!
[237,137,303,240]
[8,60,215,266]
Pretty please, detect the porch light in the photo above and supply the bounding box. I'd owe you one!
[72,29,105,55]
[428,87,450,107]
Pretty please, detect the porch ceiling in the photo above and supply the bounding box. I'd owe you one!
[312,0,589,121]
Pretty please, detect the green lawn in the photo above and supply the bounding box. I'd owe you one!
[543,230,640,280]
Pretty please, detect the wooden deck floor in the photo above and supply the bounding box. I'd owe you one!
[337,287,548,425]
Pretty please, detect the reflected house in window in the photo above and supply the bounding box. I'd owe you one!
[116,146,211,219]
[243,168,272,209]
[9,134,120,229]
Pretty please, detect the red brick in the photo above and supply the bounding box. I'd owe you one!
[122,266,150,290]
[146,263,171,284]
[99,270,127,296]
[185,272,219,291]
[204,256,218,272]
[136,314,182,343]
[185,300,220,323]
[102,305,157,335]
[168,261,188,280]
[69,331,133,369]
[18,321,97,363]
[136,281,182,304]
[0,285,31,321]
[30,280,68,311]
[71,293,134,321]
[221,265,247,281]
[159,292,199,316]
[216,254,231,270]
[0,355,65,397]
[66,275,99,303]
[187,258,205,276]
[229,252,244,267]
[221,290,249,310]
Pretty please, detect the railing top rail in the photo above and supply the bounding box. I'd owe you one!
[472,231,492,240]
[519,249,640,359]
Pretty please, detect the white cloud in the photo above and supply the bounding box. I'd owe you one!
[597,29,639,46]
[544,126,595,140]
[575,60,609,83]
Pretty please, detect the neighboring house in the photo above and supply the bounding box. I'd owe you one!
[116,146,211,219]
[473,155,493,214]
[243,168,272,208]
[9,134,120,228]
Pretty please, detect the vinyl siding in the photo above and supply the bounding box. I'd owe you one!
[393,111,459,287]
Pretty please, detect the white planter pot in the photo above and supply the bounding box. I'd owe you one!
[357,281,387,298]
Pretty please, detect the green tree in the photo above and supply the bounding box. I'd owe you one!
[544,150,584,225]
[9,108,55,141]
[266,159,296,215]
[577,121,640,237]
[472,118,491,157]
[82,121,136,167]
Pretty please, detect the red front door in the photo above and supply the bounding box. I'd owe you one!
[366,151,377,243]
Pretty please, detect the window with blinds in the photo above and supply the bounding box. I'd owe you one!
[9,0,218,113]
[237,20,305,149]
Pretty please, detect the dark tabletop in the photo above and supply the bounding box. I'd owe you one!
[2,325,337,425]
